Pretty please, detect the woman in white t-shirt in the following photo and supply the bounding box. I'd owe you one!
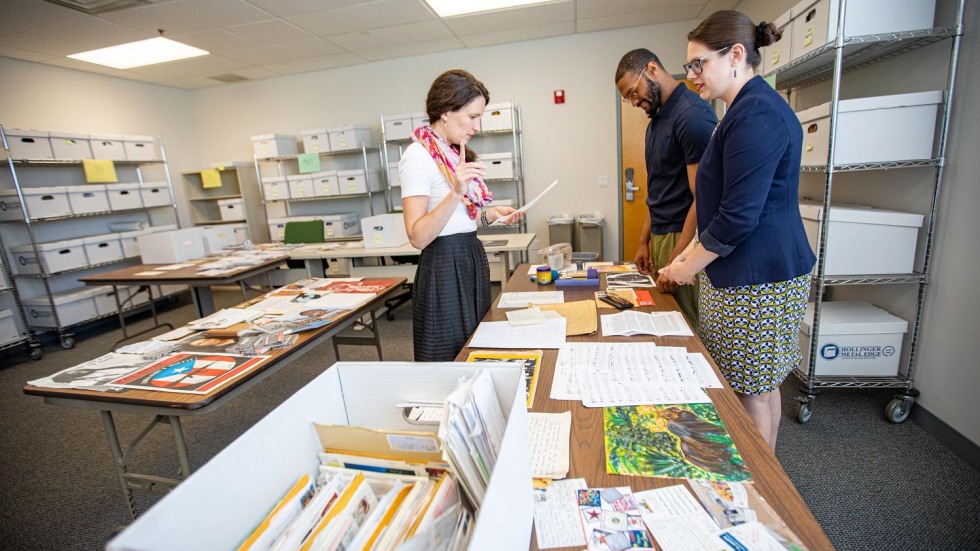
[400,69,519,361]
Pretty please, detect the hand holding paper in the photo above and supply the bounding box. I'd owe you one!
[491,179,558,226]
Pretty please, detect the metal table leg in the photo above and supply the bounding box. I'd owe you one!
[101,411,138,520]
[191,286,216,318]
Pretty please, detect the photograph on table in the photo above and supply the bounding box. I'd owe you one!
[107,353,268,394]
[604,404,751,482]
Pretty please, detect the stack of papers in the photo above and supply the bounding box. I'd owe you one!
[496,291,565,309]
[187,308,265,330]
[601,310,694,337]
[468,318,566,349]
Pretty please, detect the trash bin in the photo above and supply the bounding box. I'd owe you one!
[548,213,575,248]
[576,212,604,260]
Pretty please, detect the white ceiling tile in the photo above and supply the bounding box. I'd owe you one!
[170,29,260,52]
[223,65,283,80]
[328,20,452,51]
[0,45,58,63]
[442,1,573,35]
[699,0,740,18]
[459,21,574,48]
[577,0,702,19]
[243,0,366,18]
[260,52,365,75]
[1,19,151,56]
[0,0,92,37]
[356,36,465,62]
[287,0,435,37]
[99,0,272,34]
[225,19,316,46]
[129,54,249,78]
[174,76,227,88]
[577,7,703,33]
[224,39,345,65]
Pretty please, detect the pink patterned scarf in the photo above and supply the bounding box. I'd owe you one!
[411,125,492,219]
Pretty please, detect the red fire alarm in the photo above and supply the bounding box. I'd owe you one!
[554,90,565,104]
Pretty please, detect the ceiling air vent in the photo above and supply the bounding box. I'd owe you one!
[43,0,159,14]
[210,73,250,84]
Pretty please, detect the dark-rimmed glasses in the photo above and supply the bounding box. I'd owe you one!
[621,70,647,104]
[683,45,732,75]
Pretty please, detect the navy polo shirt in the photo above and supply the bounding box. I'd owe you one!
[645,84,717,234]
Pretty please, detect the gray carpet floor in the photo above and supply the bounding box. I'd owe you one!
[0,289,978,550]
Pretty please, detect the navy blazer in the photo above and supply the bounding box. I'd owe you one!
[696,76,815,288]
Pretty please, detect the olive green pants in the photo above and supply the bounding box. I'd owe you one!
[651,231,699,327]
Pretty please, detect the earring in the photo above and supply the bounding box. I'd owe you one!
[733,67,737,78]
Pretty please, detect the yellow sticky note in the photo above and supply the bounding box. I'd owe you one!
[82,159,117,183]
[297,152,321,174]
[201,168,222,189]
[215,163,225,171]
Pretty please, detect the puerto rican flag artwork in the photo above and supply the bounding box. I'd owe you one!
[108,353,267,394]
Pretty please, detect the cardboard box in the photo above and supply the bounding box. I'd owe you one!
[799,201,923,275]
[137,228,206,264]
[320,212,360,238]
[300,128,329,153]
[801,301,908,376]
[217,198,245,221]
[762,8,795,74]
[310,170,339,197]
[383,113,414,140]
[10,238,88,275]
[23,289,98,327]
[482,152,515,180]
[251,134,297,159]
[90,134,127,161]
[107,362,532,551]
[327,124,372,151]
[123,135,157,161]
[0,308,20,345]
[323,257,350,277]
[337,169,381,195]
[67,184,110,215]
[0,187,73,221]
[286,174,314,200]
[105,183,143,211]
[139,182,172,208]
[482,102,514,132]
[791,0,935,60]
[361,213,408,248]
[4,129,53,160]
[82,234,124,265]
[49,132,93,160]
[201,226,237,253]
[411,112,429,130]
[229,223,250,244]
[796,91,942,165]
[262,176,290,201]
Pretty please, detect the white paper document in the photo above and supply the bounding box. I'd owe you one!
[187,307,264,329]
[533,478,588,549]
[157,262,197,270]
[491,179,558,226]
[634,485,722,551]
[505,307,563,326]
[497,291,565,309]
[528,411,571,479]
[577,367,710,407]
[601,310,695,337]
[467,318,566,349]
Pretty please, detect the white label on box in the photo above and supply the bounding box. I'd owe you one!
[386,434,439,453]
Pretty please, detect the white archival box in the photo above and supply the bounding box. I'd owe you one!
[10,238,88,275]
[139,182,172,208]
[327,124,372,151]
[105,183,143,211]
[320,212,360,238]
[217,198,244,221]
[82,234,124,265]
[286,174,315,199]
[137,228,206,264]
[383,113,414,141]
[123,135,157,161]
[796,91,942,165]
[0,308,19,345]
[23,289,98,327]
[762,8,795,75]
[801,301,908,377]
[790,0,935,60]
[482,102,514,132]
[201,225,237,253]
[4,129,53,160]
[49,131,93,160]
[300,128,330,153]
[310,170,339,196]
[261,175,290,201]
[90,134,127,161]
[361,212,408,248]
[482,152,515,180]
[337,169,381,195]
[251,134,297,159]
[107,362,533,551]
[799,201,923,275]
[0,186,73,221]
[66,184,110,215]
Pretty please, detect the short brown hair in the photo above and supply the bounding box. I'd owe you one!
[688,10,781,70]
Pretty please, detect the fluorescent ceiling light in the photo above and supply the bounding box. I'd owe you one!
[67,37,208,69]
[425,0,561,18]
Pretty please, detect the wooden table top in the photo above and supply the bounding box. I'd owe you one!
[456,264,833,551]
[78,255,291,285]
[23,277,405,411]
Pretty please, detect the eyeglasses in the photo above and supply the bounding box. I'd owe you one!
[683,45,732,75]
[621,70,647,104]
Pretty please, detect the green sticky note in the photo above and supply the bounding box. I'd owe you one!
[764,73,777,89]
[297,152,321,174]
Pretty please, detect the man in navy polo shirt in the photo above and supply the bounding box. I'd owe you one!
[615,48,717,325]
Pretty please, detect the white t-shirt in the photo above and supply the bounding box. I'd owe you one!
[399,142,477,236]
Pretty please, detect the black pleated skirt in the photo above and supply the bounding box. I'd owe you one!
[412,231,490,362]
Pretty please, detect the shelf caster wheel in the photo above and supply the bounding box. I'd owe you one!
[886,398,912,424]
[385,310,395,321]
[30,348,42,361]
[60,336,75,349]
[797,401,813,424]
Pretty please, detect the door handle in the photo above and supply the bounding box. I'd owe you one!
[625,168,640,201]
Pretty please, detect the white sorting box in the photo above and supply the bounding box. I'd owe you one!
[0,309,19,345]
[799,201,924,275]
[361,213,408,248]
[262,176,290,201]
[383,113,414,140]
[797,91,942,165]
[300,128,330,153]
[310,170,339,197]
[482,102,514,132]
[123,135,157,161]
[337,169,381,195]
[327,124,372,151]
[105,183,143,211]
[140,182,172,208]
[50,132,93,160]
[801,301,908,376]
[286,174,314,199]
[321,212,360,238]
[5,129,53,160]
[90,134,127,160]
[118,230,146,258]
[323,257,350,276]
[387,162,401,187]
[411,112,429,130]
[107,362,532,551]
[23,289,98,328]
[9,238,87,275]
[229,223,249,244]
[790,0,935,60]
[201,225,237,253]
[137,228,206,264]
[66,184,110,215]
[83,234,124,265]
[217,198,244,221]
[0,187,72,221]
[81,286,120,317]
[482,152,515,179]
[251,134,297,159]
[762,8,795,74]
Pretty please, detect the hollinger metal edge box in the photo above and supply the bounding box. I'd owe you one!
[107,362,532,551]
[801,301,908,377]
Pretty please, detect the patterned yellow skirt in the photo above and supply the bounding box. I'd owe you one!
[697,272,811,395]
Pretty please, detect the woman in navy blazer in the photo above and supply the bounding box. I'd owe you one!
[660,10,816,450]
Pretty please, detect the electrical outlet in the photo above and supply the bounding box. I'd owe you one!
[598,175,609,188]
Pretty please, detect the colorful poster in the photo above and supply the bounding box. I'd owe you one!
[108,353,268,394]
[576,487,653,550]
[604,404,751,482]
[314,278,402,294]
